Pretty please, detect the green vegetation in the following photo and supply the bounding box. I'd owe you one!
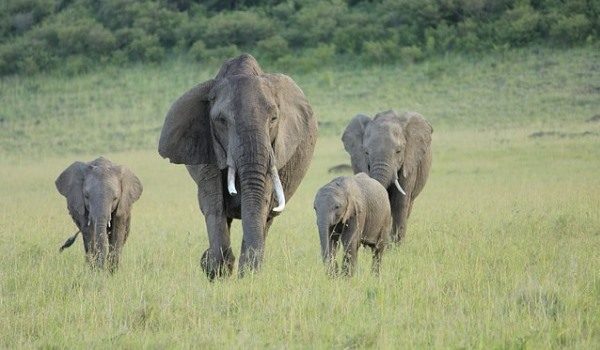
[1,47,598,157]
[1,0,599,75]
[0,46,599,347]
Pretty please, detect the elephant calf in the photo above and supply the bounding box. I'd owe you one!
[56,157,142,272]
[314,173,391,276]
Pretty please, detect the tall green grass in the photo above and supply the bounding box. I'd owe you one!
[0,48,599,348]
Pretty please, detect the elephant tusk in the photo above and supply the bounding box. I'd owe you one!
[227,166,237,195]
[394,178,407,196]
[271,166,286,212]
[107,219,111,228]
[87,219,91,226]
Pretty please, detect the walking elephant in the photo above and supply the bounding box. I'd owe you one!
[158,54,318,279]
[342,110,432,242]
[314,173,391,276]
[56,157,143,271]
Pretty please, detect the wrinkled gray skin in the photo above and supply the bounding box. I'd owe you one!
[158,54,317,279]
[342,110,432,243]
[55,157,142,271]
[314,173,391,276]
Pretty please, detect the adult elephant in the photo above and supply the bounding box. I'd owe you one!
[158,54,317,279]
[342,110,432,243]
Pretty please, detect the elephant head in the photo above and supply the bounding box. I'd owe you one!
[342,110,432,195]
[55,157,142,268]
[158,54,315,269]
[313,177,360,263]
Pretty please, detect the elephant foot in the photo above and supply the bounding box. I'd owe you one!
[238,248,264,278]
[390,230,406,244]
[200,247,235,281]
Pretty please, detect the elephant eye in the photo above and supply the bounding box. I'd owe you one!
[270,115,278,123]
[395,149,402,154]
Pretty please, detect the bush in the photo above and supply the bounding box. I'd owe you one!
[203,11,275,48]
[256,35,290,62]
[284,0,347,47]
[277,44,336,72]
[549,14,593,44]
[332,10,384,54]
[0,0,597,76]
[496,5,543,46]
[188,40,207,61]
[200,44,241,63]
[399,45,424,63]
[127,33,165,62]
[62,55,93,76]
[362,40,399,64]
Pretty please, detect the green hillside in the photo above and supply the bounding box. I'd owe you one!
[1,0,598,75]
[1,47,598,158]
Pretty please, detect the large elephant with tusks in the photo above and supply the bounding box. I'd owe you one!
[158,54,317,279]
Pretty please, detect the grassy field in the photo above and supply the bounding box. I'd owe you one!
[1,47,599,348]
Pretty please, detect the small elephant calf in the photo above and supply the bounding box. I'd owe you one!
[314,173,391,276]
[56,157,142,271]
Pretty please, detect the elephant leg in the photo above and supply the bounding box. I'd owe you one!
[341,234,359,277]
[81,228,94,265]
[327,236,340,277]
[108,215,129,273]
[201,213,235,281]
[371,245,384,276]
[188,164,235,280]
[389,188,412,243]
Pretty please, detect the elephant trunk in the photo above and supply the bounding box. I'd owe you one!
[317,218,331,263]
[237,134,270,274]
[370,163,394,190]
[92,216,110,269]
[370,163,406,196]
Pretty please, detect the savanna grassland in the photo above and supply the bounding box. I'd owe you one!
[1,47,599,348]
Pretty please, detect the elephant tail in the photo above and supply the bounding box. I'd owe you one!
[59,230,80,252]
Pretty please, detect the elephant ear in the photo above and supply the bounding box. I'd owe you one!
[55,161,87,225]
[401,112,433,179]
[265,74,316,169]
[158,79,216,165]
[341,177,363,228]
[342,114,371,173]
[116,166,143,217]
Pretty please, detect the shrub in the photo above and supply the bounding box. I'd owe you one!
[62,55,93,76]
[496,5,542,46]
[277,44,336,72]
[399,45,424,63]
[127,33,165,62]
[203,11,275,48]
[256,35,290,62]
[549,14,593,44]
[85,24,117,56]
[332,10,384,54]
[0,0,597,76]
[11,12,35,34]
[284,0,346,47]
[362,40,399,64]
[201,44,241,63]
[188,40,207,61]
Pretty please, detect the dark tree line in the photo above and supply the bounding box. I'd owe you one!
[0,0,598,75]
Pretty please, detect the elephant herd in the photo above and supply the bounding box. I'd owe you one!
[56,54,432,279]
